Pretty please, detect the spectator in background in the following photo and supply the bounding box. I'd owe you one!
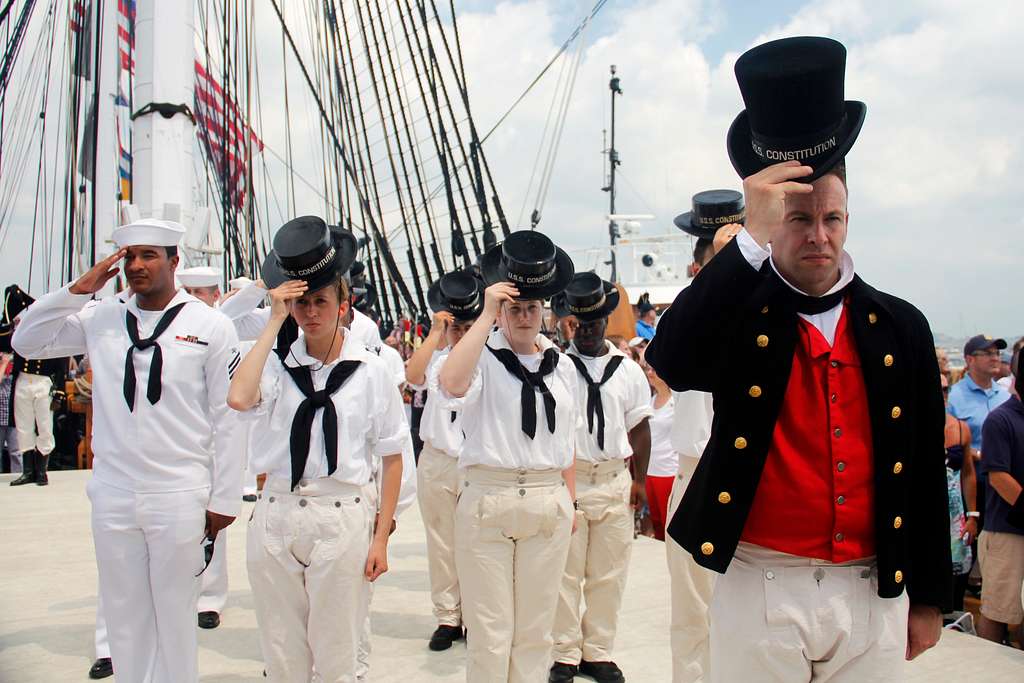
[635,295,656,341]
[642,358,676,542]
[0,352,20,474]
[936,347,951,382]
[942,372,979,614]
[996,351,1012,381]
[996,339,1023,392]
[976,363,1024,646]
[606,335,628,356]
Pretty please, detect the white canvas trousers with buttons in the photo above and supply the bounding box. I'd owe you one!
[417,441,463,627]
[14,372,54,455]
[709,542,909,683]
[247,477,374,683]
[666,456,716,683]
[455,465,574,683]
[87,478,208,683]
[552,458,634,665]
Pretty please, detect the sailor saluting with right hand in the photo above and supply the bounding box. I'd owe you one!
[227,216,408,682]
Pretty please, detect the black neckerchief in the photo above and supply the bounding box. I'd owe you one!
[123,302,189,411]
[486,345,560,439]
[282,359,362,491]
[568,352,625,451]
[768,268,851,315]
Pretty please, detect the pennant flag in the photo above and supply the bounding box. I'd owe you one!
[70,0,92,80]
[193,60,263,211]
[117,0,136,73]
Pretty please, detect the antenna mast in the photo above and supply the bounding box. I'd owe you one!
[603,64,623,281]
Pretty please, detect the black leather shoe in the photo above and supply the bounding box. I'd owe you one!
[242,494,258,502]
[428,624,464,651]
[549,662,579,682]
[198,611,221,629]
[88,657,113,679]
[9,450,36,486]
[579,660,625,683]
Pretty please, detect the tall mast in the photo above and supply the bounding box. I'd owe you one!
[88,0,120,271]
[604,65,622,281]
[129,1,195,233]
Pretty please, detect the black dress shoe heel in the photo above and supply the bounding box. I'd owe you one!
[198,611,221,629]
[428,624,464,651]
[88,657,113,679]
[549,662,579,683]
[579,660,625,683]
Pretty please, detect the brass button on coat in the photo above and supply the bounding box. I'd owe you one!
[701,542,714,556]
[893,461,903,474]
[734,437,748,450]
[894,570,904,583]
[868,312,878,324]
[891,406,902,419]
[718,492,732,504]
[748,385,762,398]
[884,354,894,367]
[761,306,769,314]
[893,516,903,529]
[756,334,769,348]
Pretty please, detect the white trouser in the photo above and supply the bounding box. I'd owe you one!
[1,425,21,472]
[417,442,463,627]
[455,465,574,683]
[709,543,909,683]
[94,583,110,660]
[552,459,633,665]
[87,478,208,683]
[198,530,229,614]
[667,457,716,683]
[14,373,54,455]
[247,477,373,683]
[244,468,259,496]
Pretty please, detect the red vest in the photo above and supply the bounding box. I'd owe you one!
[740,304,876,562]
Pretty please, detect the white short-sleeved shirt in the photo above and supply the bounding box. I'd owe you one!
[438,329,580,470]
[647,394,678,477]
[670,389,714,464]
[240,332,410,486]
[417,349,464,457]
[567,341,653,462]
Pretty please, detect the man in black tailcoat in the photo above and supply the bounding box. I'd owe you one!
[647,36,950,681]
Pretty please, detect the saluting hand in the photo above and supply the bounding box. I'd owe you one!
[69,248,128,295]
[482,282,518,320]
[742,160,814,248]
[267,280,308,321]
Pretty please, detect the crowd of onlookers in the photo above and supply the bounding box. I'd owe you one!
[939,334,1023,648]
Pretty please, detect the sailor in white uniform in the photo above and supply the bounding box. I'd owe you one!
[178,265,232,630]
[13,219,244,683]
[405,270,483,651]
[227,216,407,682]
[439,232,580,683]
[549,273,653,683]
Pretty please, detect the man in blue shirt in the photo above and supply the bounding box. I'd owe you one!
[976,366,1024,645]
[948,334,1011,452]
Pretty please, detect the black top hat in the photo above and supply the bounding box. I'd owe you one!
[551,272,620,322]
[480,231,574,300]
[726,36,866,182]
[427,270,485,321]
[352,282,378,313]
[261,216,358,292]
[673,189,746,239]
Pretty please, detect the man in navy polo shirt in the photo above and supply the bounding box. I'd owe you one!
[948,335,1011,452]
[976,365,1024,645]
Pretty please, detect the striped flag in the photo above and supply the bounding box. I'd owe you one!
[117,0,135,73]
[193,60,263,210]
[70,0,89,33]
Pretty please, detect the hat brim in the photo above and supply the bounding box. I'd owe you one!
[726,101,866,182]
[427,280,485,321]
[551,282,620,322]
[261,226,358,292]
[480,242,575,300]
[673,212,719,240]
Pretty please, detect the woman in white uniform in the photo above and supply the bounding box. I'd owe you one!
[228,216,406,682]
[439,231,579,683]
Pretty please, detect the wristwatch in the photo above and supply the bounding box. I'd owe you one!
[966,511,980,518]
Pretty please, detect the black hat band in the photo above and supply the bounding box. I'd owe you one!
[507,265,556,286]
[750,114,846,164]
[567,293,607,315]
[697,211,745,226]
[282,245,336,279]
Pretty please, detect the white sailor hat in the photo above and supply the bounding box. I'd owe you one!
[228,276,255,290]
[178,266,223,288]
[111,218,186,248]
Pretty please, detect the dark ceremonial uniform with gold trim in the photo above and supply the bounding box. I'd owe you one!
[646,238,952,610]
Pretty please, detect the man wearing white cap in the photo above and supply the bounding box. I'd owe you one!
[13,219,244,683]
[177,265,223,308]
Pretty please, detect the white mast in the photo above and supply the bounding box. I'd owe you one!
[126,0,196,232]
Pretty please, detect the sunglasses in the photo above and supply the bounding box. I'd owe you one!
[195,536,215,577]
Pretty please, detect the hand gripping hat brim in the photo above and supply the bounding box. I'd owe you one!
[261,218,358,293]
[480,232,575,300]
[551,275,620,322]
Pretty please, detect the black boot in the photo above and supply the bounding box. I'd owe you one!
[35,451,49,486]
[9,450,36,486]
